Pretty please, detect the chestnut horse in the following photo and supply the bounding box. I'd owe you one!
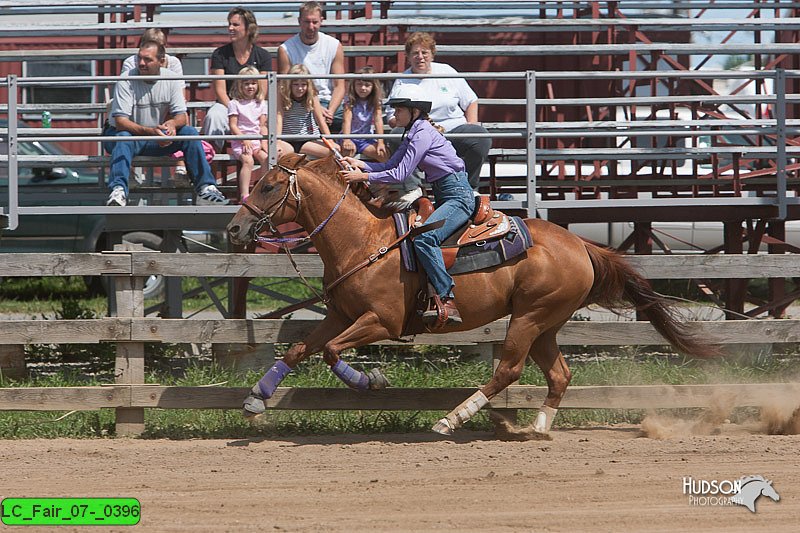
[227,153,717,439]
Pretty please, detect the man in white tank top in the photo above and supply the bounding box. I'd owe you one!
[278,1,345,132]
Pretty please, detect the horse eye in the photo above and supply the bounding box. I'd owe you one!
[261,183,274,194]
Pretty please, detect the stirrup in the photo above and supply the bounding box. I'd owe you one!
[421,295,462,328]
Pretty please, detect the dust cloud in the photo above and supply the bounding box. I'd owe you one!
[640,388,800,439]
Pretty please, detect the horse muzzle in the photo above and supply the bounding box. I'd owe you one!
[226,215,254,246]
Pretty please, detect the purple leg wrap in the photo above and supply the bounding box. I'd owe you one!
[257,360,292,399]
[331,359,370,390]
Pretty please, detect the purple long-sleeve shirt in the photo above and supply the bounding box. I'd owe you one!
[363,119,464,184]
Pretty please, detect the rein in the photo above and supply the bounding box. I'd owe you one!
[257,229,411,318]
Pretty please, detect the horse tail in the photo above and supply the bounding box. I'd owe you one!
[582,242,721,358]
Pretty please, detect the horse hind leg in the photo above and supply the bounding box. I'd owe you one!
[488,327,570,441]
[432,317,535,436]
[527,327,571,436]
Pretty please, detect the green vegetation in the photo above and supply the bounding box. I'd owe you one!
[0,276,322,315]
[1,348,797,439]
[2,279,799,439]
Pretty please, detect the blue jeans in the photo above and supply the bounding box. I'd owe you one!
[413,171,473,298]
[103,125,215,195]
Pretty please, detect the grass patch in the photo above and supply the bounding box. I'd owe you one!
[0,276,322,315]
[2,349,799,439]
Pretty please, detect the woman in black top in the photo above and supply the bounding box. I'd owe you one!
[202,7,272,151]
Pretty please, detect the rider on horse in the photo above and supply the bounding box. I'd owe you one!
[339,84,474,326]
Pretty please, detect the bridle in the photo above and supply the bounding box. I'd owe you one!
[240,163,350,245]
[239,160,351,307]
[240,163,302,241]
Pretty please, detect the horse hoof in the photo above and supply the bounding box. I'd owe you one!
[431,418,454,435]
[367,368,390,390]
[242,392,266,416]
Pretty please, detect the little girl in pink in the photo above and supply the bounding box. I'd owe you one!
[228,66,269,201]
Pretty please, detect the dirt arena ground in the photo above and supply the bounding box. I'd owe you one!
[1,423,799,532]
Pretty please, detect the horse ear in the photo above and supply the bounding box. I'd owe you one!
[278,152,308,169]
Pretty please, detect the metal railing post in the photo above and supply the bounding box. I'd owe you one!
[267,71,278,166]
[774,68,787,220]
[6,75,19,230]
[526,70,537,218]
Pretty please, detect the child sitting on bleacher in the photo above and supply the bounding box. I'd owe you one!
[277,64,338,158]
[341,66,388,162]
[227,66,269,202]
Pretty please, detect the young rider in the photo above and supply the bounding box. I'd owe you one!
[340,85,473,326]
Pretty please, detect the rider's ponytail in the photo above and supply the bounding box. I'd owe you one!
[402,110,444,141]
[427,117,445,134]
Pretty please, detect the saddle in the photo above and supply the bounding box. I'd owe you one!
[409,196,512,270]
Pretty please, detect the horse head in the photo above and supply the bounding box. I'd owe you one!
[731,476,780,512]
[227,152,308,246]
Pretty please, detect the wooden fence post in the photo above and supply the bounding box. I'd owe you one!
[0,344,26,380]
[110,244,146,437]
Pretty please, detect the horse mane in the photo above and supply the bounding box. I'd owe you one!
[739,475,768,486]
[300,155,396,219]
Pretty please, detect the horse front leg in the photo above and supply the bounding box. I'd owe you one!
[243,312,351,417]
[322,311,392,391]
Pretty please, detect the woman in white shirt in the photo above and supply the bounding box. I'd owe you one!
[386,32,492,190]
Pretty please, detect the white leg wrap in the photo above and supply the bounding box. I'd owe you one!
[433,390,489,434]
[533,405,558,433]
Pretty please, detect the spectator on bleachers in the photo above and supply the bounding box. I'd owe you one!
[120,28,188,177]
[103,40,229,207]
[277,64,338,158]
[277,1,345,132]
[228,66,290,202]
[203,7,271,151]
[122,28,183,82]
[386,31,491,190]
[341,66,388,162]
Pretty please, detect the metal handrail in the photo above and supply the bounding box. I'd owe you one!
[3,69,796,227]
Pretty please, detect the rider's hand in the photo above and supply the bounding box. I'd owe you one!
[340,168,369,183]
[342,156,366,169]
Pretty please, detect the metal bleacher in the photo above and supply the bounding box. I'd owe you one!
[2,0,800,317]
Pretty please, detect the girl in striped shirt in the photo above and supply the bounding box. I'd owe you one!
[277,64,338,158]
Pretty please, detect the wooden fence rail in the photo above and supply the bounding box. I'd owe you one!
[0,251,798,278]
[0,318,799,346]
[0,251,799,436]
[2,384,799,412]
